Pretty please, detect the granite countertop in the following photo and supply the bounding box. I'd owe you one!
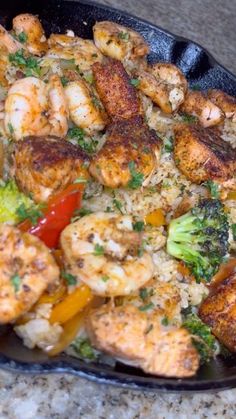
[0,0,236,418]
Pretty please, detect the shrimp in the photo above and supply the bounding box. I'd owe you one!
[4,74,68,140]
[136,63,187,113]
[46,34,103,72]
[64,78,107,134]
[12,13,48,56]
[60,212,154,296]
[0,224,59,324]
[180,90,224,127]
[86,304,199,378]
[93,21,149,61]
[207,89,236,121]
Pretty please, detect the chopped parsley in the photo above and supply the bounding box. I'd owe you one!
[18,32,28,44]
[91,95,102,109]
[61,271,77,286]
[128,161,144,189]
[113,198,123,214]
[161,316,169,326]
[71,337,98,360]
[60,76,69,86]
[8,49,41,77]
[101,274,109,282]
[130,78,140,88]
[181,113,198,123]
[83,73,94,84]
[137,240,145,257]
[139,302,154,312]
[204,180,220,199]
[73,177,88,184]
[93,243,105,256]
[8,123,14,135]
[139,287,148,301]
[71,207,93,222]
[16,203,44,225]
[232,224,236,241]
[118,31,130,41]
[133,221,144,232]
[163,136,174,153]
[67,127,98,154]
[11,273,21,293]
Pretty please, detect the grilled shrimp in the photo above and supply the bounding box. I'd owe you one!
[12,13,48,56]
[89,117,161,188]
[86,304,199,377]
[0,24,23,53]
[207,89,236,121]
[174,123,236,183]
[46,34,103,72]
[136,63,187,113]
[60,212,154,296]
[4,74,68,140]
[14,136,89,203]
[64,79,107,134]
[180,90,224,127]
[93,21,149,61]
[0,224,59,324]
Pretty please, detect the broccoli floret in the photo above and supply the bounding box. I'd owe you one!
[0,180,33,223]
[183,313,218,364]
[167,199,229,282]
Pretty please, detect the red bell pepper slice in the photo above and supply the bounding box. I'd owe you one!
[19,183,83,248]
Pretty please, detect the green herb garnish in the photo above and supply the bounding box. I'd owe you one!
[133,221,144,232]
[71,337,98,360]
[101,275,109,282]
[8,123,14,135]
[83,73,94,84]
[93,243,105,256]
[130,78,140,88]
[163,136,174,153]
[139,302,154,312]
[8,49,41,77]
[16,203,44,225]
[204,180,220,199]
[113,198,123,214]
[181,113,198,123]
[139,287,148,301]
[68,127,98,154]
[232,224,236,241]
[11,273,21,293]
[118,31,130,41]
[61,271,77,286]
[128,161,144,189]
[161,316,169,326]
[60,76,69,86]
[18,32,28,44]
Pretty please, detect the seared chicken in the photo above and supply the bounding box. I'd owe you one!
[207,89,236,121]
[89,116,161,188]
[93,21,149,61]
[0,224,59,324]
[14,136,89,202]
[12,13,48,56]
[199,272,236,352]
[174,123,236,183]
[136,63,187,113]
[86,304,199,377]
[92,59,142,120]
[180,90,224,127]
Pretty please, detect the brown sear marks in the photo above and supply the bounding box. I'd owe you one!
[92,59,141,120]
[174,123,236,183]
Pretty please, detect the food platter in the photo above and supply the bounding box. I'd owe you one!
[0,0,236,392]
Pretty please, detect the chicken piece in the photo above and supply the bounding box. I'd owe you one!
[174,123,236,183]
[93,21,149,61]
[4,75,68,140]
[86,304,199,378]
[14,136,89,203]
[207,89,236,121]
[46,34,103,72]
[0,24,23,53]
[12,13,48,56]
[136,63,187,113]
[64,78,107,134]
[61,212,154,296]
[89,116,161,188]
[92,59,141,120]
[199,272,236,352]
[0,224,59,324]
[180,90,224,127]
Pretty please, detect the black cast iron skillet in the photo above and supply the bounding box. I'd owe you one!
[0,0,236,392]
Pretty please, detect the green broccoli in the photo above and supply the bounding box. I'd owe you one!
[0,180,34,223]
[167,199,229,282]
[183,313,218,363]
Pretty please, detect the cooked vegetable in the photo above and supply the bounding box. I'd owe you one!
[183,313,218,363]
[0,180,34,223]
[71,337,98,360]
[145,208,166,226]
[8,49,41,77]
[167,199,229,282]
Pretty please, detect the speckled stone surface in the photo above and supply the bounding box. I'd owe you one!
[0,1,236,418]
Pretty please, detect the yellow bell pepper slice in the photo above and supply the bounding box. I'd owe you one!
[144,208,166,227]
[46,310,86,356]
[49,284,92,325]
[227,191,236,200]
[38,282,66,305]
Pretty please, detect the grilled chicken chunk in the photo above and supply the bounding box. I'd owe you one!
[207,89,236,121]
[199,272,236,352]
[174,123,236,183]
[92,59,141,120]
[89,116,161,188]
[180,91,224,127]
[0,224,59,324]
[14,136,89,203]
[86,304,199,378]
